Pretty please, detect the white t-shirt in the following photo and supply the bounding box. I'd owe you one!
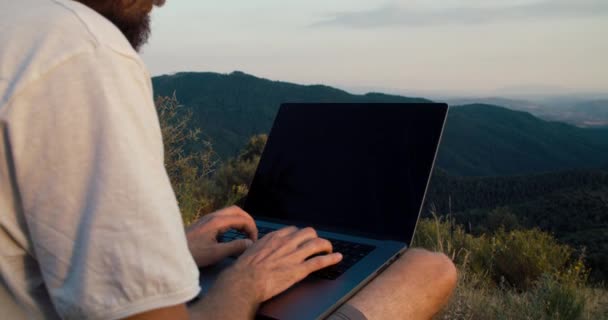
[0,0,200,319]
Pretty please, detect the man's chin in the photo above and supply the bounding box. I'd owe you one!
[130,29,150,52]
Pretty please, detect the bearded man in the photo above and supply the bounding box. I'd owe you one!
[0,1,457,319]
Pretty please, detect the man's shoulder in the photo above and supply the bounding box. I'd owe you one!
[0,0,143,103]
[2,0,139,60]
[50,0,139,56]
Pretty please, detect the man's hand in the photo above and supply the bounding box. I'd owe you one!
[195,226,343,319]
[232,226,343,302]
[186,206,258,267]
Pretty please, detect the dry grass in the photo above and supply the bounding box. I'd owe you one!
[414,215,608,320]
[436,270,608,320]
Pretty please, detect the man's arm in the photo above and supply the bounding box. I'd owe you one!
[9,46,200,319]
[123,249,458,320]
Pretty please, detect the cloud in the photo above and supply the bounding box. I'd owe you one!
[313,0,608,28]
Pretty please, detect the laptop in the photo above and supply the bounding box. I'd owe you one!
[198,102,448,320]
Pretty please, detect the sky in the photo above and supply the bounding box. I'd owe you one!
[141,0,608,97]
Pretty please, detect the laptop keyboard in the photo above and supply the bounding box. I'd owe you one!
[218,227,376,280]
[218,226,275,241]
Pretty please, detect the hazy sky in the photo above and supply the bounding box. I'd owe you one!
[141,0,608,96]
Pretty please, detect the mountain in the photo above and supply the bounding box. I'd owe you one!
[152,71,608,176]
[436,104,608,175]
[446,97,544,111]
[152,71,429,158]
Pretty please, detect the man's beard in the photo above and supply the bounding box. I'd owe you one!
[76,0,165,51]
[104,4,151,52]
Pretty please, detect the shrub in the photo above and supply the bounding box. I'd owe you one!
[484,206,519,233]
[413,215,589,290]
[156,94,219,224]
[413,215,494,287]
[206,135,266,209]
[492,228,576,290]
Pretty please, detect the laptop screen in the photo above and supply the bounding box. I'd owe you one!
[244,103,448,244]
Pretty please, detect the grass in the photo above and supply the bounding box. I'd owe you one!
[436,273,608,320]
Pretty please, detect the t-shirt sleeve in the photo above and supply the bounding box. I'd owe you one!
[6,46,200,319]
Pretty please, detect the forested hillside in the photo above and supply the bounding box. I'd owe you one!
[437,105,608,175]
[152,71,608,176]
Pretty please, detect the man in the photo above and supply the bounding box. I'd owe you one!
[0,0,457,319]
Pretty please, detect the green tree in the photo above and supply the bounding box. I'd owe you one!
[208,134,268,209]
[485,206,520,233]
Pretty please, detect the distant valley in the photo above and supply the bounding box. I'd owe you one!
[446,97,608,128]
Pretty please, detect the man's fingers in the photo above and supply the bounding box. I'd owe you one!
[301,253,343,274]
[288,227,318,245]
[218,239,254,258]
[270,226,299,238]
[215,206,254,220]
[213,215,258,241]
[272,227,318,256]
[212,206,258,240]
[293,238,334,261]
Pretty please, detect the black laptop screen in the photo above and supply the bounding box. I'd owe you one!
[244,103,447,244]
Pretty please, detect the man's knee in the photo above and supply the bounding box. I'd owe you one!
[398,248,458,293]
[346,249,458,319]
